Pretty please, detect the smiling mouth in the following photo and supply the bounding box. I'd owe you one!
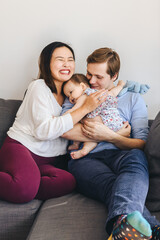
[60,70,70,75]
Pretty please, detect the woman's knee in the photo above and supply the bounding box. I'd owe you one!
[0,143,41,203]
[11,179,40,203]
[0,171,41,203]
[37,166,76,200]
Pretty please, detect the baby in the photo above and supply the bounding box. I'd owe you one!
[63,73,125,159]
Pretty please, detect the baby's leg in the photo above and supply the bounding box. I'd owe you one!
[70,116,101,159]
[68,141,80,150]
[71,141,97,160]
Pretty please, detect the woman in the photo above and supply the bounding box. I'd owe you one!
[0,41,107,203]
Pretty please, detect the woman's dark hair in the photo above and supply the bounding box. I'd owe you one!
[38,41,75,93]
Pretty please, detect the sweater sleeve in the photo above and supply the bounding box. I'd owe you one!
[31,112,73,141]
[17,80,73,141]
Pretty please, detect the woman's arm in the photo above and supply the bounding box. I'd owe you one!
[64,95,87,114]
[62,123,92,141]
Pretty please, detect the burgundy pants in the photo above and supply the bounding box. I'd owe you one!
[0,136,76,203]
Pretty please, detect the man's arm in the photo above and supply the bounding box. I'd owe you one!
[113,134,145,149]
[81,120,145,150]
[62,118,145,149]
[62,93,148,150]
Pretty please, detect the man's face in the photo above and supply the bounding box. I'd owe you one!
[86,62,116,90]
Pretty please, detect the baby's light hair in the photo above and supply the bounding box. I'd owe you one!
[63,74,90,90]
[70,74,90,86]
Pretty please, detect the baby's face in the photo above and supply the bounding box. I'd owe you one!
[63,81,85,104]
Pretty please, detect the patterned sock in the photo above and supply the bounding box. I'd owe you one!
[108,211,152,240]
[152,225,160,239]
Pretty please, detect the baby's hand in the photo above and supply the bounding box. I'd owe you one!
[117,121,131,137]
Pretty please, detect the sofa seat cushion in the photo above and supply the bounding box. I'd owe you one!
[0,199,42,240]
[27,192,108,240]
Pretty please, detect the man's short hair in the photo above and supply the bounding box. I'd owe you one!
[87,47,120,79]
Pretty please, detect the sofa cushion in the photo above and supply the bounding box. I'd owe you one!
[145,111,160,211]
[0,199,42,240]
[0,98,22,148]
[27,192,108,240]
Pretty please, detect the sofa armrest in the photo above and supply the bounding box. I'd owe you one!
[0,98,22,148]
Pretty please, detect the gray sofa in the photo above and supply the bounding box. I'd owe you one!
[0,98,160,240]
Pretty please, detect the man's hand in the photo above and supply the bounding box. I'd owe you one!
[81,119,131,143]
[81,120,116,142]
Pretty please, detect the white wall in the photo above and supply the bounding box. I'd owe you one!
[0,0,159,119]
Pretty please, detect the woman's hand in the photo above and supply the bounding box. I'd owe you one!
[82,89,108,113]
[69,89,108,126]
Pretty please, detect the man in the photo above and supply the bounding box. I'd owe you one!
[62,47,160,240]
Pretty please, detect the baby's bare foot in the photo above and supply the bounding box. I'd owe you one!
[70,149,88,159]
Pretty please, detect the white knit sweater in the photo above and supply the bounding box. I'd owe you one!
[8,79,73,157]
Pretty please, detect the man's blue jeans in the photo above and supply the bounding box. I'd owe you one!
[68,149,159,234]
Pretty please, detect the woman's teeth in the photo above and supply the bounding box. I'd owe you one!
[60,70,70,74]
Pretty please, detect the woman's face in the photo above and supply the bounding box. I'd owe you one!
[50,46,75,82]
